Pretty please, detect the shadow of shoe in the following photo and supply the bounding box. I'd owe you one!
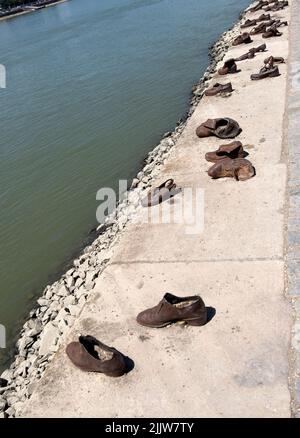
[124,356,135,374]
[206,307,216,324]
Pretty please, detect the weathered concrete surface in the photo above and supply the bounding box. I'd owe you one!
[20,3,292,418]
[286,0,300,418]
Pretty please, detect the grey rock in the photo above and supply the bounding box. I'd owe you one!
[27,320,43,338]
[39,323,59,356]
[1,369,13,382]
[57,285,69,297]
[0,397,7,412]
[37,298,49,307]
[64,295,76,307]
[66,276,75,289]
[75,277,84,289]
[5,406,15,417]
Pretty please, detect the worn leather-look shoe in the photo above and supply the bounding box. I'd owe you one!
[136,293,207,328]
[241,19,257,28]
[248,43,267,54]
[141,179,181,207]
[262,25,283,38]
[218,58,239,75]
[204,82,233,96]
[256,13,271,21]
[196,118,242,139]
[66,335,127,377]
[235,51,255,61]
[251,64,280,80]
[232,32,253,46]
[250,23,268,35]
[205,141,247,163]
[208,158,255,181]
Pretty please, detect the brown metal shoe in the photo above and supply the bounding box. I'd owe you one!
[141,179,181,207]
[232,32,253,46]
[250,64,280,80]
[204,82,233,96]
[256,13,271,21]
[196,118,242,139]
[250,22,268,35]
[208,158,255,181]
[136,293,207,328]
[66,335,127,377]
[218,58,239,75]
[248,43,267,54]
[235,51,255,62]
[262,25,283,38]
[241,19,257,28]
[264,55,284,65]
[205,141,247,163]
[249,1,269,12]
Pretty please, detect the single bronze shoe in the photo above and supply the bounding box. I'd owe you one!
[136,293,207,328]
[250,22,267,35]
[248,43,267,54]
[264,55,284,65]
[232,32,253,46]
[66,335,127,377]
[251,64,280,80]
[262,25,283,38]
[241,19,257,28]
[256,13,271,21]
[235,51,256,61]
[249,1,269,12]
[205,141,247,163]
[208,158,255,181]
[204,82,233,96]
[218,58,239,75]
[141,179,181,207]
[196,118,242,139]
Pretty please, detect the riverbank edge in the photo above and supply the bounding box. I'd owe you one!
[0,0,68,22]
[0,1,253,418]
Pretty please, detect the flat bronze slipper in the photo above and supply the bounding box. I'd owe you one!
[137,293,207,328]
[241,19,257,28]
[255,13,271,21]
[250,23,268,35]
[235,51,255,62]
[141,179,181,207]
[196,118,242,139]
[205,141,247,163]
[264,55,284,64]
[248,43,267,54]
[208,158,255,181]
[66,335,127,377]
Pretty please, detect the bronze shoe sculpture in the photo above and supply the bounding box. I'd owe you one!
[250,63,280,80]
[66,335,127,377]
[205,141,247,163]
[262,25,283,38]
[248,43,267,54]
[264,55,284,64]
[218,59,239,75]
[241,19,257,28]
[232,32,253,46]
[196,118,242,139]
[141,179,181,207]
[136,293,207,328]
[235,51,255,62]
[249,1,269,12]
[256,13,271,21]
[208,158,255,181]
[204,82,233,96]
[250,22,268,35]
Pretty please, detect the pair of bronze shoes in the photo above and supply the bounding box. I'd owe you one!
[264,0,288,11]
[262,22,287,38]
[66,293,208,376]
[196,118,242,139]
[249,1,269,13]
[234,43,267,62]
[241,14,271,28]
[250,55,282,80]
[205,141,255,181]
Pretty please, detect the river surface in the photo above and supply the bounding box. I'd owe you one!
[0,0,250,369]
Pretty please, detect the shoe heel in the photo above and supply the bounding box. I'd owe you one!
[185,316,207,326]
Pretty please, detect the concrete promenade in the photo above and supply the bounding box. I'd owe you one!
[21,3,293,418]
